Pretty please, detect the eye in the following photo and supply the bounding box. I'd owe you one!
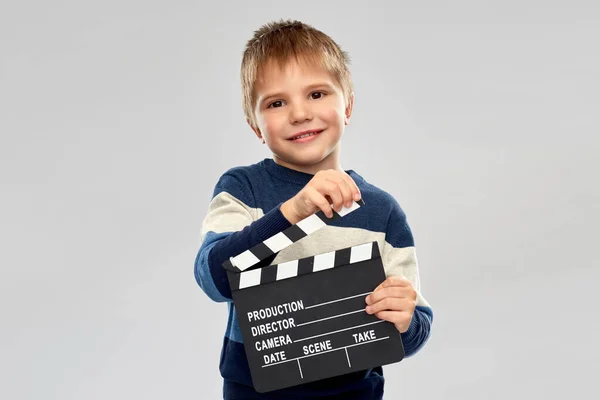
[310,91,325,99]
[267,100,284,108]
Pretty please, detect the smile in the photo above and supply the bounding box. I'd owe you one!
[289,130,323,141]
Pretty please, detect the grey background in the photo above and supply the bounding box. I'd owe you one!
[1,1,598,399]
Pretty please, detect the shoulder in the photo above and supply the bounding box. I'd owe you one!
[347,169,413,245]
[211,160,268,206]
[219,160,264,183]
[348,170,405,217]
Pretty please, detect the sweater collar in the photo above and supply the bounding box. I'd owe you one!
[260,158,358,185]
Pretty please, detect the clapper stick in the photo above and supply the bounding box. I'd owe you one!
[222,199,365,273]
[222,199,405,393]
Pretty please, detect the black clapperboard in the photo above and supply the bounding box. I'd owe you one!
[222,200,405,393]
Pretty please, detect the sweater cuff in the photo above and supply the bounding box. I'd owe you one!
[401,313,419,344]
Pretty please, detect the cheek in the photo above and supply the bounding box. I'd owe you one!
[318,96,346,125]
[321,106,345,126]
[263,119,280,138]
[258,113,281,138]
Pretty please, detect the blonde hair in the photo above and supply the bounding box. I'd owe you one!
[241,19,353,128]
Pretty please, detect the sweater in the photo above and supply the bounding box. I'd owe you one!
[194,158,433,399]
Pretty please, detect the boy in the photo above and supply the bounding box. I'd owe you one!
[195,19,433,399]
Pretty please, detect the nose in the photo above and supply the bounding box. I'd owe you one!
[289,101,312,124]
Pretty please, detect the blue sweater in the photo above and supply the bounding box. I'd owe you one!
[195,158,433,399]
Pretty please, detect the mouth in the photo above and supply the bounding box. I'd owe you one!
[288,129,324,141]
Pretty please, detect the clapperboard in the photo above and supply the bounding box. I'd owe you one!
[222,200,405,393]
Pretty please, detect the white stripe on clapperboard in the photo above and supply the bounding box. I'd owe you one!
[237,241,375,289]
[230,200,362,272]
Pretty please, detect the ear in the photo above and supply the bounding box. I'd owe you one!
[247,117,265,143]
[344,92,355,125]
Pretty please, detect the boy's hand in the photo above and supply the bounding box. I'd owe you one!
[365,276,417,334]
[281,169,361,224]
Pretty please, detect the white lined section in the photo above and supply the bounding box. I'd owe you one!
[293,320,384,343]
[276,260,299,280]
[313,251,336,271]
[296,309,365,327]
[263,232,294,253]
[345,348,351,367]
[297,360,303,379]
[305,292,372,310]
[350,242,373,264]
[262,337,391,367]
[296,214,327,235]
[231,251,261,271]
[337,201,361,217]
[201,192,257,237]
[238,269,262,289]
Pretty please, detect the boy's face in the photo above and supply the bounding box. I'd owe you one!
[250,59,353,174]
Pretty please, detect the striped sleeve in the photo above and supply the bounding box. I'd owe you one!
[194,172,292,302]
[381,195,433,357]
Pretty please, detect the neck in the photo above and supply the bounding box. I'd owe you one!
[273,149,343,175]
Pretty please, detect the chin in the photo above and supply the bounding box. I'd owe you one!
[293,152,335,167]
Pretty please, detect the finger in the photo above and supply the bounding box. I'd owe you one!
[373,276,411,292]
[340,172,361,202]
[320,172,352,208]
[332,171,357,203]
[308,187,334,218]
[331,172,356,207]
[374,311,412,332]
[335,175,353,208]
[365,297,408,315]
[320,180,344,212]
[365,286,412,305]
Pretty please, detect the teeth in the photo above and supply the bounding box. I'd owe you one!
[293,132,318,140]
